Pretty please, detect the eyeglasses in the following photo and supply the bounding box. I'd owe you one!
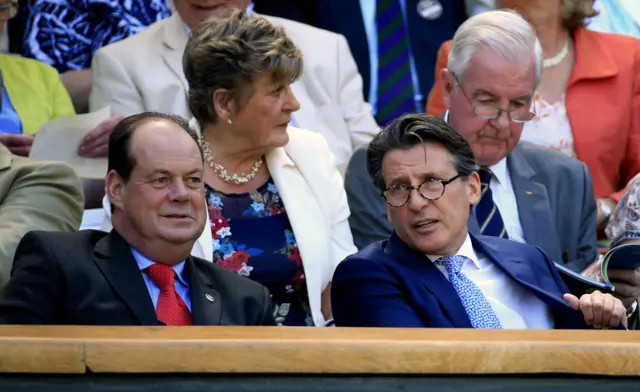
[0,1,17,20]
[382,174,462,208]
[451,71,536,124]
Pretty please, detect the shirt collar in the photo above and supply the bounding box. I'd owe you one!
[487,157,508,186]
[131,247,189,286]
[426,234,482,269]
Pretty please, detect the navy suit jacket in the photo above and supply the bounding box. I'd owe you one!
[252,0,467,100]
[331,232,589,329]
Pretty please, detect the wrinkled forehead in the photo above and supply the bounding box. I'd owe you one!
[459,47,537,98]
[382,143,456,181]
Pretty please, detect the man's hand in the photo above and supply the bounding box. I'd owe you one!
[564,291,627,329]
[77,114,123,158]
[607,268,640,310]
[0,134,35,156]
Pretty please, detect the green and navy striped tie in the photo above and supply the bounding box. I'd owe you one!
[376,0,416,126]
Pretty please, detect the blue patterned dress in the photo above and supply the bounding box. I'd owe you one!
[22,0,171,72]
[205,178,313,326]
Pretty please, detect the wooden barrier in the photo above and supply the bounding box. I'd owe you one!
[1,326,640,375]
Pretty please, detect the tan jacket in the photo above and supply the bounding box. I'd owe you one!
[89,12,380,175]
[0,145,84,287]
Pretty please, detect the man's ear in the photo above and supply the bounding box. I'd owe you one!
[467,172,482,205]
[441,68,455,110]
[105,170,126,212]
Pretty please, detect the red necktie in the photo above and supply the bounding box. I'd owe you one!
[145,264,193,326]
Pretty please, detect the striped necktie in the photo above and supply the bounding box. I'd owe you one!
[474,168,509,239]
[376,0,416,126]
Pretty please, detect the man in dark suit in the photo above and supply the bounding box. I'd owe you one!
[253,0,466,124]
[332,114,627,329]
[0,112,275,326]
[345,11,640,315]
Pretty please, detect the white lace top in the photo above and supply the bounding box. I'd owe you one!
[520,93,576,158]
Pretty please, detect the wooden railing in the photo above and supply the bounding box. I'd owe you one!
[1,326,640,375]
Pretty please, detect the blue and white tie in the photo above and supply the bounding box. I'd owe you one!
[436,255,502,329]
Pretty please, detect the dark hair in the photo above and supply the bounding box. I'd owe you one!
[183,8,303,127]
[108,112,203,183]
[367,114,478,192]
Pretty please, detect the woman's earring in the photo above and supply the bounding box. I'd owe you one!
[227,119,232,125]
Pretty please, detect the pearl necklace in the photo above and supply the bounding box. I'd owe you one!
[543,38,569,68]
[200,139,263,185]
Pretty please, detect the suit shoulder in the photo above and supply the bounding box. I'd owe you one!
[335,242,390,274]
[0,54,59,78]
[96,19,166,58]
[19,230,107,250]
[517,142,586,173]
[8,155,78,177]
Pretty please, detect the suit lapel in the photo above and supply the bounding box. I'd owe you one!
[470,234,572,314]
[93,231,159,325]
[266,142,328,326]
[161,13,189,93]
[385,233,472,328]
[186,257,222,325]
[507,146,562,261]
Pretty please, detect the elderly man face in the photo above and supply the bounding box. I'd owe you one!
[441,48,537,167]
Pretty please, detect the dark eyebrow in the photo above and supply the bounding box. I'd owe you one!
[148,168,202,177]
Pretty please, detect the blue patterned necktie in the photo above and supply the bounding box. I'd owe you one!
[375,0,416,126]
[474,169,509,239]
[436,255,502,329]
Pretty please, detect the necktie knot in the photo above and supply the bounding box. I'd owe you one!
[145,264,176,291]
[435,255,467,276]
[478,168,493,186]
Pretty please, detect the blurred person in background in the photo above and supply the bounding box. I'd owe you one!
[253,0,468,126]
[90,0,379,175]
[427,0,640,234]
[0,142,83,290]
[0,0,124,158]
[21,0,171,113]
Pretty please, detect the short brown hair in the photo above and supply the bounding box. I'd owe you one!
[183,9,303,127]
[561,0,598,30]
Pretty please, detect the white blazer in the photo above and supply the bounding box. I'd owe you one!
[101,126,358,326]
[90,12,380,175]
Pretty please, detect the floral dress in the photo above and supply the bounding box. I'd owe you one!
[205,178,313,326]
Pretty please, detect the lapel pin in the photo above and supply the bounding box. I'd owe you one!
[205,293,215,303]
[526,191,533,196]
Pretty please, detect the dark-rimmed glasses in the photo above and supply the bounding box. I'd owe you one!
[382,174,462,208]
[451,71,536,124]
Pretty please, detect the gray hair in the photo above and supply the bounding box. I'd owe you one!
[447,10,543,89]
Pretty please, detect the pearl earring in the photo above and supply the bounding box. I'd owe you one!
[227,119,232,125]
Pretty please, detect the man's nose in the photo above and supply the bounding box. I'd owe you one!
[169,180,190,202]
[407,188,429,212]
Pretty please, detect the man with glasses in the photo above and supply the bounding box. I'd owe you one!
[345,10,597,274]
[331,113,627,329]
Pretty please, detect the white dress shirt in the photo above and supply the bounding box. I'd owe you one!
[428,234,554,329]
[487,158,526,244]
